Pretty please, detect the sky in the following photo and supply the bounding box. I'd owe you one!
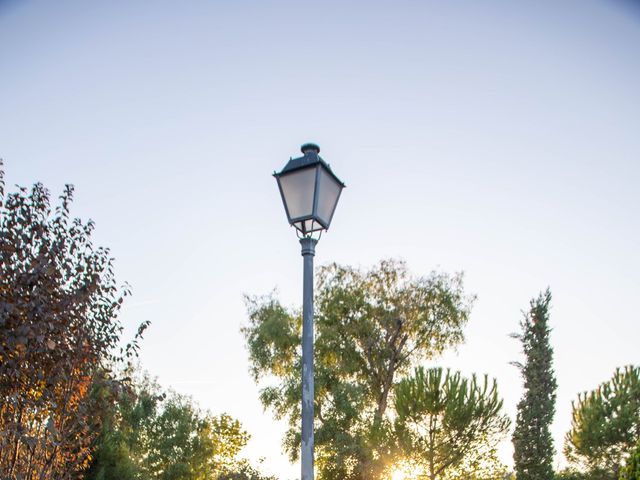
[1,0,639,478]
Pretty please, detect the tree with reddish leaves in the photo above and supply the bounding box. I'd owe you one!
[0,161,145,479]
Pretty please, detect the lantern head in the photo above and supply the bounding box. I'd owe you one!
[274,143,345,237]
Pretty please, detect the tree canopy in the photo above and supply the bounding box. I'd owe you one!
[394,367,510,480]
[564,365,640,479]
[85,373,251,480]
[243,259,474,479]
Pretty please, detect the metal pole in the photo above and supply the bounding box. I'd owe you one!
[300,236,317,480]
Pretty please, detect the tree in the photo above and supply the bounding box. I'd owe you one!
[394,367,510,480]
[0,163,143,478]
[564,366,640,479]
[445,451,510,480]
[85,373,250,480]
[243,259,474,480]
[217,464,279,480]
[553,470,594,480]
[620,440,640,480]
[512,289,557,480]
[80,373,146,480]
[146,396,248,480]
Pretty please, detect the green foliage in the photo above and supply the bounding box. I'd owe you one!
[243,260,474,480]
[512,289,557,480]
[564,366,640,480]
[553,470,594,480]
[0,163,146,478]
[445,453,511,480]
[620,441,640,480]
[394,367,511,480]
[85,374,250,480]
[217,464,279,480]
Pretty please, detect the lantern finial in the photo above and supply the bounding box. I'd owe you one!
[301,143,320,154]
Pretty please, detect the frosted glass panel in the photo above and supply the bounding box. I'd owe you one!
[316,167,342,226]
[308,219,323,232]
[294,219,323,234]
[279,167,316,219]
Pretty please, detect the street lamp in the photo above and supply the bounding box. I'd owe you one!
[274,143,345,480]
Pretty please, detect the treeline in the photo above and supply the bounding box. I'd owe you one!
[1,170,639,480]
[245,261,640,480]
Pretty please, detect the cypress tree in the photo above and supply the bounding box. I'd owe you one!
[512,289,557,480]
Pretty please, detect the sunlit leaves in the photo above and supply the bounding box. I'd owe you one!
[86,374,251,480]
[243,259,474,479]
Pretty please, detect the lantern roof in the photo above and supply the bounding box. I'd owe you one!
[275,143,346,188]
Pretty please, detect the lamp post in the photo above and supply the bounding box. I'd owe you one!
[274,143,345,480]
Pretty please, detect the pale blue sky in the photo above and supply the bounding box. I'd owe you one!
[1,1,639,477]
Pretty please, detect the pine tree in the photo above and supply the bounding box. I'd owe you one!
[512,289,557,480]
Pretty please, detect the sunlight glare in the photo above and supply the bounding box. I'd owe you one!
[391,470,406,480]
